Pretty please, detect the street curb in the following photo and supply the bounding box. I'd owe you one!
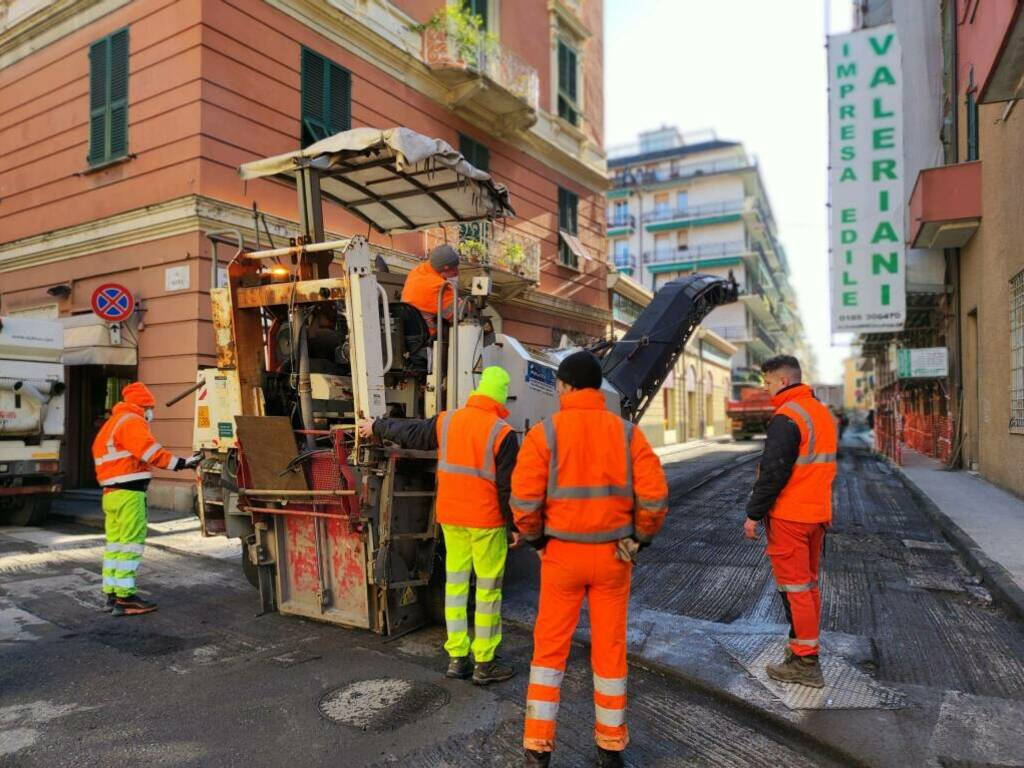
[888,460,1024,625]
[501,613,871,768]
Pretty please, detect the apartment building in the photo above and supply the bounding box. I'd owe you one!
[842,355,876,413]
[607,271,736,446]
[605,127,813,393]
[0,0,609,510]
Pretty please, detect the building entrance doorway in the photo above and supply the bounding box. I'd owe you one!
[65,365,136,488]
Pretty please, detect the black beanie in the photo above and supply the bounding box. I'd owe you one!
[557,351,603,390]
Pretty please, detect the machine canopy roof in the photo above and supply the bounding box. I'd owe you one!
[238,127,514,234]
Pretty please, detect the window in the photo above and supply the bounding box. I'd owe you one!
[557,186,579,268]
[1011,269,1024,433]
[676,190,688,212]
[301,47,351,148]
[88,29,129,166]
[464,0,489,30]
[459,133,489,172]
[557,39,580,126]
[654,193,669,217]
[966,90,979,161]
[612,199,628,226]
[613,239,629,258]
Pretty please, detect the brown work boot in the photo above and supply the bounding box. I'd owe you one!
[597,746,625,767]
[524,749,551,767]
[473,659,516,685]
[445,656,473,679]
[111,596,157,617]
[765,653,825,688]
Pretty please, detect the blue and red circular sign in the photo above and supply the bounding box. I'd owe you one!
[91,283,135,322]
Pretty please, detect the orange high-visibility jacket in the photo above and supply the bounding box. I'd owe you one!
[511,388,668,544]
[92,402,182,487]
[434,395,514,528]
[402,261,454,331]
[770,384,838,524]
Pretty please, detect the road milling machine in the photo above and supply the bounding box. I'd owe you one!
[190,128,738,638]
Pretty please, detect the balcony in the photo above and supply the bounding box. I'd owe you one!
[612,252,637,274]
[611,156,754,189]
[642,240,747,273]
[607,213,636,235]
[424,221,540,298]
[422,21,539,131]
[908,161,982,249]
[643,199,745,231]
[706,325,752,343]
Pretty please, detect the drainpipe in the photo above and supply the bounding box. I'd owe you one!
[290,308,315,451]
[204,229,244,290]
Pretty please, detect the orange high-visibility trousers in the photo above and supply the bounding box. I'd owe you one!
[766,517,826,657]
[524,540,631,753]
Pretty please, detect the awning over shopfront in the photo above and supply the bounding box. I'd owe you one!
[62,314,137,366]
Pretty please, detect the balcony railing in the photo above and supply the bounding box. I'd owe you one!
[612,253,637,272]
[612,156,753,188]
[422,22,540,114]
[607,213,636,230]
[642,199,745,225]
[424,221,540,283]
[642,240,747,264]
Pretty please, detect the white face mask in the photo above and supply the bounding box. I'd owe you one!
[145,409,154,422]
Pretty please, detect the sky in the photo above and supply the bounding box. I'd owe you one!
[604,0,855,383]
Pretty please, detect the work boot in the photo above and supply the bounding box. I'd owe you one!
[523,749,551,767]
[472,659,516,685]
[111,596,158,617]
[597,747,625,767]
[765,653,825,688]
[102,593,117,613]
[445,656,473,679]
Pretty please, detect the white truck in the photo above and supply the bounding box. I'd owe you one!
[0,316,66,525]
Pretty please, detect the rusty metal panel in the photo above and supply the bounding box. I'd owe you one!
[235,278,347,309]
[275,517,372,629]
[210,287,236,369]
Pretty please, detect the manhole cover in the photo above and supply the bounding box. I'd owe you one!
[319,678,449,731]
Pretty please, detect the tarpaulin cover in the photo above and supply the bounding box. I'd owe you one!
[238,127,514,234]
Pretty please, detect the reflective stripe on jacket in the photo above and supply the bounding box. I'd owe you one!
[402,261,454,332]
[511,388,668,544]
[434,395,514,528]
[92,402,180,487]
[769,384,837,524]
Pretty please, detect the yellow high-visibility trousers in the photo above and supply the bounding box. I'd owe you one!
[442,524,507,662]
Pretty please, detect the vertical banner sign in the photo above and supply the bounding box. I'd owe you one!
[828,24,905,333]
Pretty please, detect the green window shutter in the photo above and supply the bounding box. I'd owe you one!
[301,48,352,148]
[108,29,129,159]
[557,40,579,126]
[966,91,979,161]
[557,187,579,268]
[88,28,129,166]
[88,39,108,164]
[459,133,489,173]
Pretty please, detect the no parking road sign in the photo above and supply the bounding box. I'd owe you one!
[91,283,135,323]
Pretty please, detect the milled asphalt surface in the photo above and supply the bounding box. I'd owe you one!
[5,435,1024,767]
[0,514,848,767]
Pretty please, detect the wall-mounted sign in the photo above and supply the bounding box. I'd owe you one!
[90,283,134,322]
[165,265,190,292]
[897,347,948,379]
[828,24,906,332]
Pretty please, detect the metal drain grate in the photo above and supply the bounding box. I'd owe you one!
[319,678,449,731]
[716,634,906,711]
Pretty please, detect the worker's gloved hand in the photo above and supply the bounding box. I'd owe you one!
[356,418,376,439]
[615,537,642,563]
[175,453,202,471]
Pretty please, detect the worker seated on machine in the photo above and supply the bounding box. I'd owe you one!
[402,244,462,337]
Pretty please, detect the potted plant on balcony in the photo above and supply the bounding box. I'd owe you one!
[415,5,497,73]
[456,238,487,265]
[502,241,526,275]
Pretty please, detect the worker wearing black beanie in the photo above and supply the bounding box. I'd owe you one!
[555,350,603,390]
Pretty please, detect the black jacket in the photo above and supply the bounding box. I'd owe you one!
[372,415,519,526]
[745,406,802,522]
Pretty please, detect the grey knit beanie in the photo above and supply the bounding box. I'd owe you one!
[429,244,460,272]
